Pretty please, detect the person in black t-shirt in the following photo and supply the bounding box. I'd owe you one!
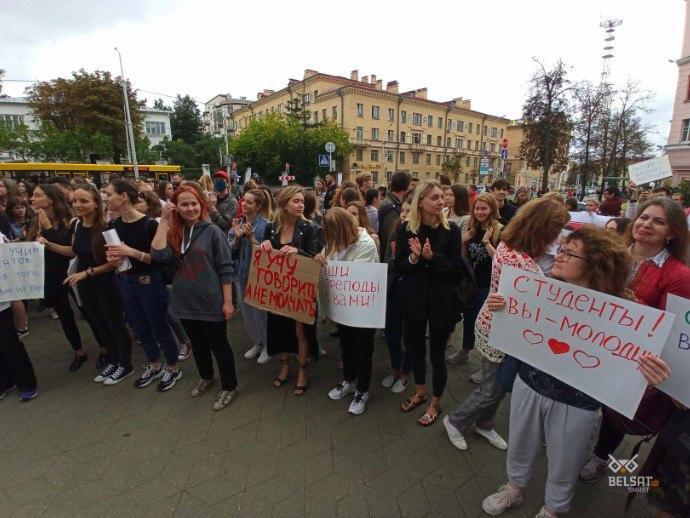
[490,179,516,225]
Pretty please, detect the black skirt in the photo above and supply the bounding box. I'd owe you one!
[266,312,319,360]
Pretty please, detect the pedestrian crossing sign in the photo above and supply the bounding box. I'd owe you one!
[318,155,330,167]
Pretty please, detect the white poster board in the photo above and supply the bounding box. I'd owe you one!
[102,229,132,272]
[0,242,45,303]
[567,211,612,228]
[319,261,388,328]
[489,266,675,419]
[627,155,672,185]
[658,294,690,407]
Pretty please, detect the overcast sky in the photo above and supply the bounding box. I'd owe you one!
[1,0,686,147]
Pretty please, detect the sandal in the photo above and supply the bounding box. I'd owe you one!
[418,402,442,427]
[294,361,308,396]
[273,359,290,388]
[400,393,427,413]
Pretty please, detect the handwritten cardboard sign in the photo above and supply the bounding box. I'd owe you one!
[658,294,690,407]
[627,155,673,185]
[244,245,320,325]
[319,261,388,328]
[0,242,45,303]
[489,266,675,419]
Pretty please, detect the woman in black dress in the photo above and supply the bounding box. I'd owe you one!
[260,186,322,396]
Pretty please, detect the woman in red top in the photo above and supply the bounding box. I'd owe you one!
[580,198,690,482]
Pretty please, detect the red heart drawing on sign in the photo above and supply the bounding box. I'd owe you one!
[547,338,570,355]
[573,350,600,369]
[522,329,544,346]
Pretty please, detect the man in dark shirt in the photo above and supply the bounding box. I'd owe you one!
[490,179,516,225]
[322,173,337,211]
[599,186,623,217]
[378,171,411,260]
[208,171,237,232]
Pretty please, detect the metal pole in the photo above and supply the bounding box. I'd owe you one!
[115,47,139,179]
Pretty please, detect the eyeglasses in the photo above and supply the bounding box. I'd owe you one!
[556,246,589,262]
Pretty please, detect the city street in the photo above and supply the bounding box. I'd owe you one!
[0,306,656,517]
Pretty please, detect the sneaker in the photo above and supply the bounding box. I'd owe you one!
[469,369,484,384]
[446,350,469,364]
[103,365,134,385]
[95,353,108,370]
[475,427,508,450]
[381,374,397,388]
[156,369,182,392]
[534,506,557,518]
[68,353,88,371]
[244,344,262,359]
[257,346,271,364]
[319,347,328,357]
[134,364,163,388]
[17,328,29,339]
[579,455,606,482]
[19,388,38,402]
[213,390,235,411]
[178,341,192,362]
[328,380,355,400]
[190,378,215,397]
[348,392,369,415]
[94,364,117,383]
[482,484,523,516]
[0,385,16,400]
[48,308,59,320]
[443,416,468,450]
[391,377,410,394]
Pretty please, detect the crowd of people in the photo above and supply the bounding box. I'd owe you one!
[1,169,689,517]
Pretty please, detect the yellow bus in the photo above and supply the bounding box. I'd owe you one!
[0,162,182,182]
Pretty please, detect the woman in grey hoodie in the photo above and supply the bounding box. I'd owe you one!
[151,186,238,411]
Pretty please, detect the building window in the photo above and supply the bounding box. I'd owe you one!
[371,150,379,162]
[475,140,480,150]
[482,142,487,151]
[436,135,442,147]
[490,143,496,152]
[412,153,420,165]
[491,127,497,138]
[356,149,363,161]
[372,105,380,119]
[145,121,166,135]
[400,131,406,143]
[356,103,364,117]
[436,154,441,165]
[313,111,319,123]
[445,137,451,147]
[387,129,394,142]
[314,90,318,99]
[500,128,504,138]
[466,156,470,167]
[371,128,380,140]
[332,106,338,119]
[468,122,473,133]
[455,138,462,149]
[426,153,431,165]
[426,134,432,146]
[302,94,311,105]
[484,126,488,136]
[322,109,327,120]
[437,117,443,129]
[413,133,422,144]
[447,119,453,131]
[386,150,394,162]
[427,115,433,127]
[400,152,406,164]
[412,113,422,125]
[683,119,690,141]
[474,157,478,167]
[476,125,480,134]
[355,126,364,139]
[457,120,464,132]
[401,111,407,123]
[388,108,395,121]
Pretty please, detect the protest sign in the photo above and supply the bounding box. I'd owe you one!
[319,261,388,328]
[244,245,320,325]
[489,266,675,419]
[0,242,45,303]
[627,155,672,185]
[658,294,690,407]
[567,211,611,228]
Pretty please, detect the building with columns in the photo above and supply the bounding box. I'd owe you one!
[667,0,690,185]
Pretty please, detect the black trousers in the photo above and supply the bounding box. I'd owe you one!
[79,275,132,369]
[404,317,452,398]
[338,324,376,393]
[46,286,82,351]
[0,306,37,392]
[181,319,238,391]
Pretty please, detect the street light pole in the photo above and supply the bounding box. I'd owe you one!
[115,47,139,179]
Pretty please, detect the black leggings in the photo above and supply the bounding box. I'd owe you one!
[404,317,452,398]
[181,319,238,391]
[0,306,37,392]
[46,287,82,351]
[338,324,376,393]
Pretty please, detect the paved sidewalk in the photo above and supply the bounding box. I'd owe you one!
[0,308,655,517]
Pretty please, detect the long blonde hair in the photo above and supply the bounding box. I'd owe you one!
[198,174,214,193]
[407,181,449,234]
[323,207,359,256]
[273,185,306,231]
[468,193,500,237]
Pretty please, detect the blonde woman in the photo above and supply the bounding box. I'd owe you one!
[198,174,214,196]
[395,181,464,426]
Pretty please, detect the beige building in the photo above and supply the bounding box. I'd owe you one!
[230,69,511,184]
[667,0,690,185]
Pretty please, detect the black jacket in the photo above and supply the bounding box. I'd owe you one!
[262,217,323,258]
[323,184,337,212]
[394,221,464,327]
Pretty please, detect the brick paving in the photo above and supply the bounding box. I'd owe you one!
[0,306,655,517]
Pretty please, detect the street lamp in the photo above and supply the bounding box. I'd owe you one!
[115,47,139,179]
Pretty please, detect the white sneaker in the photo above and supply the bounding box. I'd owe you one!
[469,369,484,384]
[48,308,59,320]
[348,392,369,415]
[482,484,523,516]
[244,344,262,359]
[256,346,271,364]
[475,427,508,450]
[328,380,355,400]
[534,506,557,518]
[391,377,410,394]
[443,416,468,450]
[381,374,397,387]
[94,364,117,383]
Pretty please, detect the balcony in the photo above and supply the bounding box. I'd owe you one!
[351,138,369,148]
[410,141,426,152]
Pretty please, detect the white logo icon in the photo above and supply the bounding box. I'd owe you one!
[607,454,639,475]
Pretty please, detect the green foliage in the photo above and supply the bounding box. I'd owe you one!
[153,98,171,111]
[30,123,113,162]
[0,121,32,160]
[155,134,225,175]
[230,112,351,185]
[170,94,202,144]
[441,154,465,177]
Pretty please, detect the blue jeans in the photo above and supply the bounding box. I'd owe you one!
[384,280,412,374]
[462,286,490,350]
[117,270,178,366]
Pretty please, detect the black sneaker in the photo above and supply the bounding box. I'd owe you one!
[0,385,16,400]
[68,354,88,371]
[156,369,182,392]
[134,364,163,388]
[95,353,108,370]
[103,365,134,386]
[94,364,117,383]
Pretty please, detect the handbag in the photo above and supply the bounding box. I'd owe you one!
[161,225,210,285]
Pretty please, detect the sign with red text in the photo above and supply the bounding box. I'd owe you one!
[319,261,388,328]
[488,266,675,419]
[658,294,690,407]
[244,246,320,325]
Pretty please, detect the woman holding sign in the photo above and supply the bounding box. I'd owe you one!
[260,186,323,396]
[395,181,464,426]
[480,226,672,518]
[317,207,379,415]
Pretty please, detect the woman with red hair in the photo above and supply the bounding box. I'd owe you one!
[151,186,238,411]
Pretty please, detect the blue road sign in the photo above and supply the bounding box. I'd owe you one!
[318,154,330,167]
[479,158,490,175]
[500,149,508,160]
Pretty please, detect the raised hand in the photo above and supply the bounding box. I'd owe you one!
[422,238,433,260]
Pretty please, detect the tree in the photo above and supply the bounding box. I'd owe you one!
[29,123,113,162]
[441,154,465,181]
[0,121,32,159]
[153,98,171,111]
[170,94,202,144]
[520,59,573,192]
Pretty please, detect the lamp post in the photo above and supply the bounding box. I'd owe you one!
[115,47,139,179]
